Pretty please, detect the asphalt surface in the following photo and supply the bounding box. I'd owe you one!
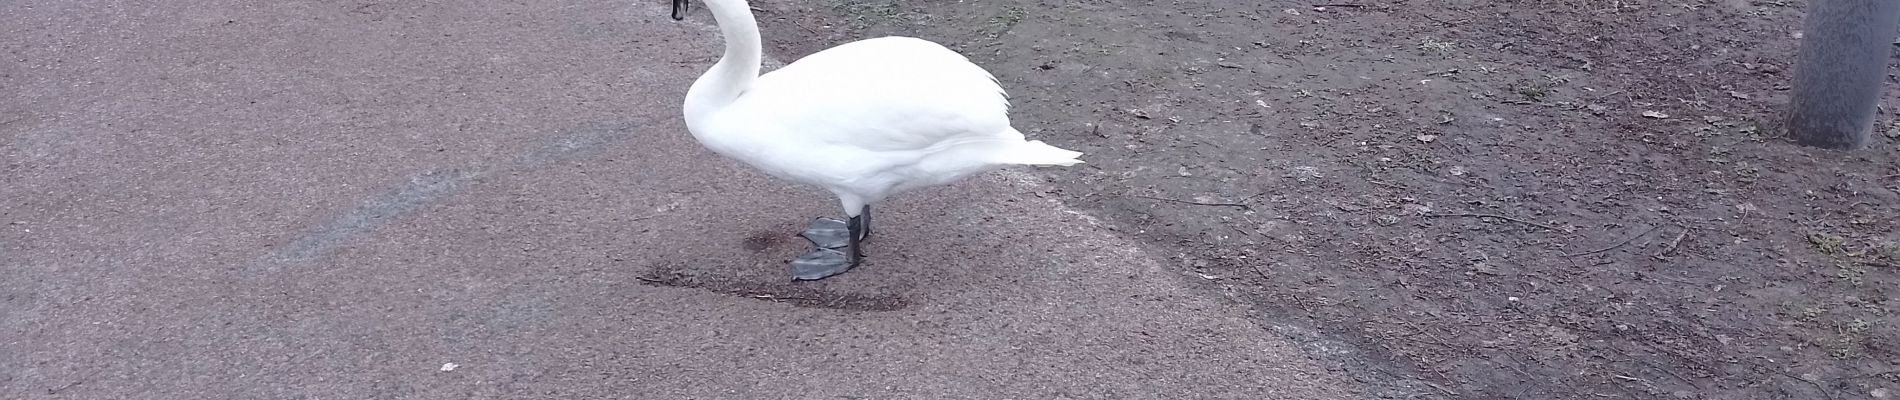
[2,1,1358,398]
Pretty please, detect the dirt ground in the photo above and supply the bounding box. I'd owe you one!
[741,0,1900,398]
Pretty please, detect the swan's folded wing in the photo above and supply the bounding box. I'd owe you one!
[736,36,1016,152]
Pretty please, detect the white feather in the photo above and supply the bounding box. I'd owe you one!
[681,0,1082,216]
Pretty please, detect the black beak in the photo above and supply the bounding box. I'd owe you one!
[671,0,687,20]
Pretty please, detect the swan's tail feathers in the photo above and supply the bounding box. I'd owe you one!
[998,140,1085,166]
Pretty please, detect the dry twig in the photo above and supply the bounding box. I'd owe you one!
[1131,194,1254,211]
[1841,370,1900,381]
[1424,212,1560,231]
[1653,227,1689,259]
[747,293,813,302]
[1564,225,1659,257]
[1249,263,1271,280]
[1367,180,1408,190]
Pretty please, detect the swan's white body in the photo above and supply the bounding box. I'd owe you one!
[681,0,1082,217]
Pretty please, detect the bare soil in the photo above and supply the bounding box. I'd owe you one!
[750,0,1900,398]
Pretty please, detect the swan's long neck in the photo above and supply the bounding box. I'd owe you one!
[683,0,762,126]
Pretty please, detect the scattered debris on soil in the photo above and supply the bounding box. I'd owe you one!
[754,0,1900,398]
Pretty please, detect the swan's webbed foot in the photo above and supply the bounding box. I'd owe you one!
[790,207,870,281]
[791,248,852,281]
[798,217,851,250]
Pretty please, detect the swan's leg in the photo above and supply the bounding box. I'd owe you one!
[853,205,871,241]
[846,207,867,260]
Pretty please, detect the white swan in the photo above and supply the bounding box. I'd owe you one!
[670,0,1084,281]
